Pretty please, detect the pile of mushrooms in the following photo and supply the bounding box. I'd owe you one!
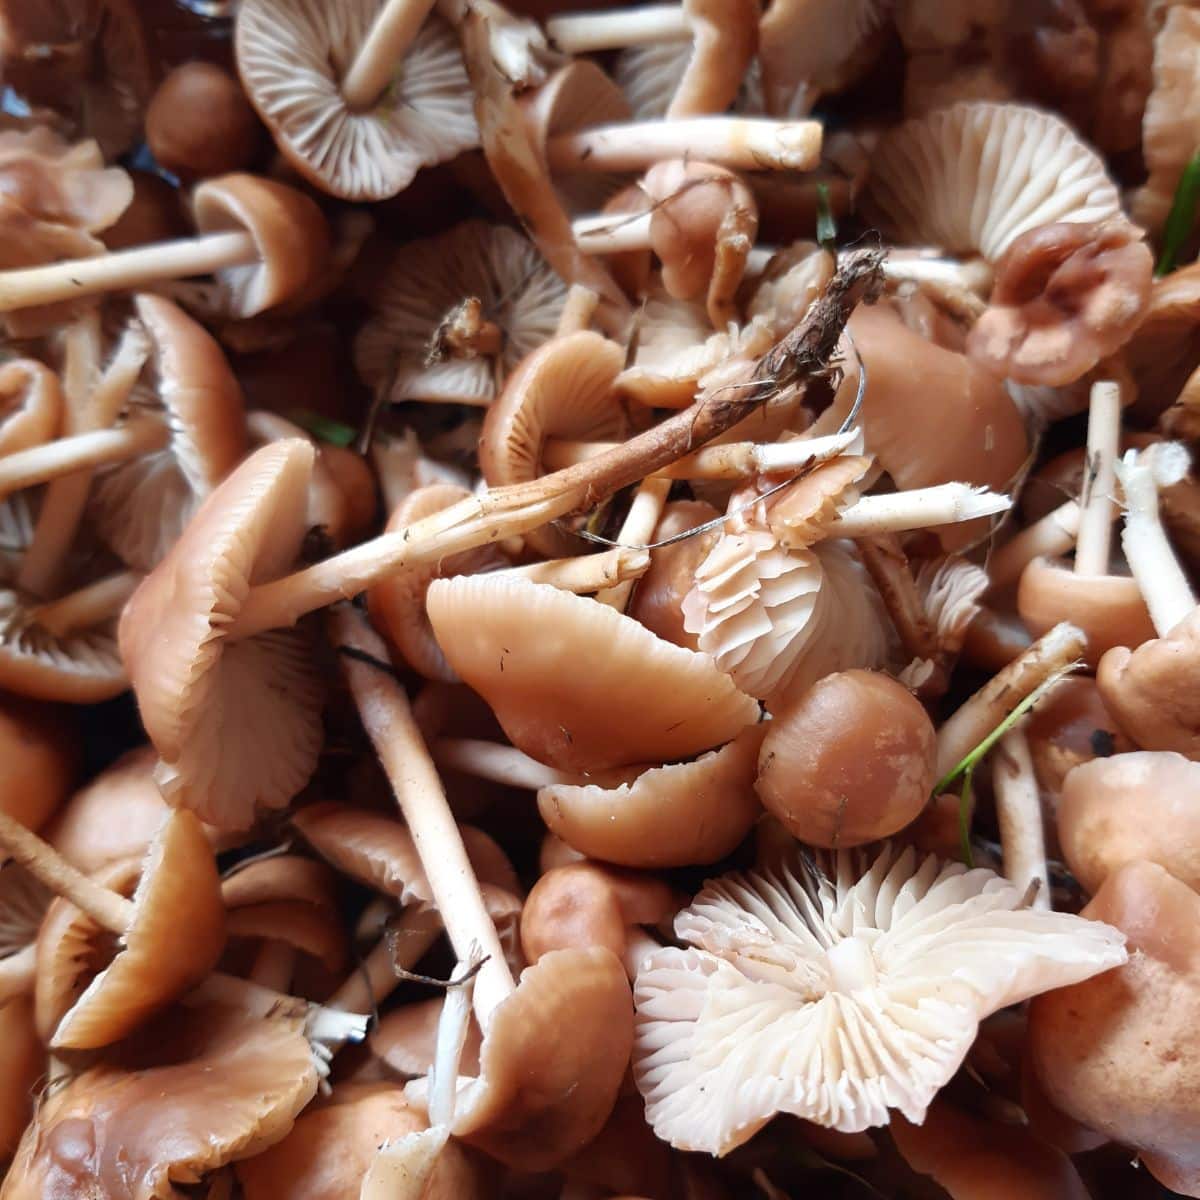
[0,3,1198,1198]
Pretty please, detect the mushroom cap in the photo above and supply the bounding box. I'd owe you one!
[226,900,348,975]
[102,169,187,251]
[427,574,761,772]
[1124,262,1200,421]
[192,174,331,318]
[523,59,631,149]
[538,722,765,868]
[369,998,483,1078]
[633,843,1126,1150]
[2,1005,320,1198]
[863,102,1122,263]
[1097,607,1200,758]
[237,0,477,201]
[0,692,76,833]
[0,358,61,457]
[119,438,325,830]
[0,995,38,1159]
[755,669,937,848]
[355,221,566,406]
[368,483,509,682]
[1058,751,1200,894]
[50,809,227,1050]
[221,853,340,913]
[92,293,247,572]
[1017,557,1156,668]
[450,946,634,1170]
[1028,860,1200,1195]
[480,331,629,556]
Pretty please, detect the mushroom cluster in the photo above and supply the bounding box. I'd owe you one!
[0,4,1194,1198]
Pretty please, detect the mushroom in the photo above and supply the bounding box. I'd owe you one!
[0,863,49,1001]
[754,669,936,848]
[146,62,263,180]
[864,102,1123,264]
[354,221,567,407]
[0,359,62,458]
[0,693,76,834]
[0,994,38,1159]
[1124,262,1200,422]
[538,722,766,868]
[236,0,477,201]
[967,220,1153,387]
[991,726,1051,909]
[0,173,331,318]
[1028,860,1200,1196]
[427,573,760,771]
[632,842,1126,1151]
[369,996,482,1079]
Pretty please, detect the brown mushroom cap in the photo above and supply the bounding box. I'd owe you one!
[1029,860,1200,1195]
[538,722,765,868]
[101,169,187,251]
[1058,751,1200,894]
[427,574,760,772]
[0,358,61,457]
[3,1004,321,1198]
[0,693,76,834]
[119,438,325,830]
[0,994,38,1158]
[369,998,483,1078]
[1124,262,1200,421]
[755,669,937,848]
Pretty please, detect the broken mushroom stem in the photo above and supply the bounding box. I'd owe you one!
[1074,380,1121,577]
[429,297,504,363]
[546,4,689,53]
[992,726,1051,910]
[339,0,440,112]
[596,475,671,610]
[28,570,141,638]
[809,483,1011,541]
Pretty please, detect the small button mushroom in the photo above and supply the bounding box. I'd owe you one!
[756,669,936,848]
[0,694,76,835]
[1029,860,1200,1196]
[146,62,263,180]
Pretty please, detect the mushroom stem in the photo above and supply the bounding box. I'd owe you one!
[0,810,135,935]
[556,285,599,335]
[330,909,443,1016]
[596,475,671,610]
[331,607,516,1029]
[988,501,1081,592]
[546,118,823,174]
[0,942,35,1002]
[1116,447,1197,635]
[935,621,1085,779]
[428,957,475,1128]
[340,0,440,112]
[29,570,141,638]
[816,484,1011,540]
[0,418,168,499]
[546,4,689,53]
[431,737,582,790]
[875,253,994,296]
[249,940,297,992]
[1074,380,1121,577]
[499,546,650,593]
[992,727,1051,910]
[572,212,654,256]
[0,231,256,313]
[857,534,942,667]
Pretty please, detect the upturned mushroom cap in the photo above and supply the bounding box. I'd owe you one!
[46,809,227,1049]
[1058,751,1200,894]
[427,574,760,771]
[864,102,1122,263]
[237,0,478,201]
[0,994,38,1159]
[119,439,325,830]
[633,843,1126,1151]
[0,693,76,833]
[92,293,247,571]
[192,174,331,318]
[539,722,765,868]
[0,358,61,457]
[2,1004,321,1198]
[1097,607,1200,758]
[755,670,937,848]
[1029,860,1200,1195]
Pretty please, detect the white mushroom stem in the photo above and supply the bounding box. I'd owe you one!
[497,546,650,593]
[428,958,475,1128]
[935,621,1085,779]
[1074,380,1121,577]
[597,475,671,610]
[545,117,822,174]
[340,0,440,112]
[988,501,1081,592]
[556,285,599,335]
[546,4,688,53]
[572,212,654,256]
[991,727,1051,911]
[332,607,516,1030]
[0,942,35,1001]
[431,738,583,790]
[0,418,168,499]
[29,570,141,638]
[818,484,1011,540]
[875,254,994,296]
[1116,446,1197,635]
[0,231,256,313]
[249,941,298,992]
[329,907,444,1016]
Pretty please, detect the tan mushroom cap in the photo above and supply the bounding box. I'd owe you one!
[427,574,760,772]
[538,723,765,868]
[1097,607,1200,758]
[236,0,478,201]
[1058,752,1200,894]
[522,59,631,163]
[3,1004,320,1199]
[0,358,61,457]
[1017,557,1156,668]
[0,994,38,1159]
[0,693,76,834]
[369,484,509,682]
[221,854,339,913]
[1125,262,1200,421]
[480,331,630,556]
[1029,860,1200,1196]
[226,900,348,975]
[369,997,483,1078]
[863,102,1122,263]
[93,293,247,572]
[755,670,937,848]
[449,946,633,1170]
[102,169,187,251]
[891,1097,1092,1200]
[119,439,325,830]
[192,174,331,318]
[45,809,226,1050]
